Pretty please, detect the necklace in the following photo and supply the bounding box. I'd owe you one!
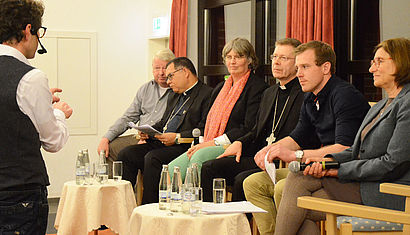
[163,96,191,132]
[266,93,290,145]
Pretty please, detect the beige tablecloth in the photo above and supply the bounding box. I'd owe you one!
[128,203,251,235]
[55,180,136,235]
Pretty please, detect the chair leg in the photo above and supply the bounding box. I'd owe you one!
[339,223,352,235]
[136,170,143,206]
[321,220,326,235]
[251,216,260,235]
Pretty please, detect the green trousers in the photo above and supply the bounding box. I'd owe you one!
[168,146,226,181]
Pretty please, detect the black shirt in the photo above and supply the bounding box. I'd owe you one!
[262,77,299,145]
[290,76,370,149]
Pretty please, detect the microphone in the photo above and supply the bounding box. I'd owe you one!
[37,38,47,54]
[192,128,201,145]
[288,160,340,173]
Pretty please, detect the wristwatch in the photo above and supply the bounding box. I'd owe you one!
[214,139,220,146]
[175,133,181,144]
[295,150,304,162]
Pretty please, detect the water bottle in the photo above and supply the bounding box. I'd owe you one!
[190,163,202,215]
[158,165,170,210]
[82,149,91,184]
[182,167,194,214]
[191,163,200,188]
[170,166,182,212]
[99,150,106,164]
[75,150,85,185]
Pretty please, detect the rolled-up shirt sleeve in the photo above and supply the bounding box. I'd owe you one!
[16,69,69,153]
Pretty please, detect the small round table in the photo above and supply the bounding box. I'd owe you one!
[128,203,251,235]
[54,180,136,235]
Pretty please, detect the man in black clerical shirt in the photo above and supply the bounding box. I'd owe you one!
[200,38,305,205]
[118,57,212,204]
[243,40,370,234]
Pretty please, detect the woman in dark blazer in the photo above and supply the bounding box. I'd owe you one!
[274,38,410,235]
[168,37,268,181]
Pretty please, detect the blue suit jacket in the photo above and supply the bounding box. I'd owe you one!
[332,83,410,211]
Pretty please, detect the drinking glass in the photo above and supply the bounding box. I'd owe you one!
[212,178,226,203]
[113,161,123,181]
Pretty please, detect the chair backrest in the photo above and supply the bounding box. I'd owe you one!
[297,183,410,235]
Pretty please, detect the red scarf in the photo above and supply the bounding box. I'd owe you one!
[204,70,251,141]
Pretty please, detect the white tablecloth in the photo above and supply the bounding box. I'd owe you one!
[128,203,251,235]
[55,180,136,235]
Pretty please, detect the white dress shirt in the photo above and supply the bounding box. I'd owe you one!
[0,44,69,152]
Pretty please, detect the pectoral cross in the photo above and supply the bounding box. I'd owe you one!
[266,133,276,145]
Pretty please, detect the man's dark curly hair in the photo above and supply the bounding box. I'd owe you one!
[0,0,44,43]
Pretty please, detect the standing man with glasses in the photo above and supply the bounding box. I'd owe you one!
[0,0,73,234]
[118,57,213,204]
[97,49,175,177]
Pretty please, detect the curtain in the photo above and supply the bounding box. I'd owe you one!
[169,0,188,57]
[286,0,334,47]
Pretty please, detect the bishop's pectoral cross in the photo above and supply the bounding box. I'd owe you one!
[266,132,276,145]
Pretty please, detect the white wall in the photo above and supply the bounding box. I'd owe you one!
[31,0,171,197]
[380,0,410,40]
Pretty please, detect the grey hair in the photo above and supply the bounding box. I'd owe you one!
[153,48,176,62]
[222,38,259,70]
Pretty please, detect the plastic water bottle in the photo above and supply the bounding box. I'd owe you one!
[99,150,106,165]
[82,149,91,184]
[75,150,85,185]
[170,166,182,212]
[182,167,194,214]
[158,165,170,210]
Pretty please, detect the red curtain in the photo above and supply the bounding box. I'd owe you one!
[169,0,188,57]
[286,0,334,47]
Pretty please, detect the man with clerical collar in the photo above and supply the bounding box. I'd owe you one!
[98,49,175,177]
[118,57,213,204]
[201,38,304,206]
[242,40,370,235]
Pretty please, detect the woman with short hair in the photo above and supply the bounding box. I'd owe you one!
[168,38,268,186]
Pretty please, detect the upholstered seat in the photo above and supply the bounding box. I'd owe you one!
[337,216,403,232]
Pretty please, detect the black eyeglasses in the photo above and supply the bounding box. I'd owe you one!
[166,68,183,81]
[30,26,47,38]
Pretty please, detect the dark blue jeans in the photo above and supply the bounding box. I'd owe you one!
[0,186,48,235]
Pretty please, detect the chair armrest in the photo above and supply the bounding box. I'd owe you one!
[297,196,410,225]
[380,183,410,197]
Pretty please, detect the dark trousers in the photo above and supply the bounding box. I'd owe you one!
[117,140,189,204]
[0,186,48,235]
[201,157,259,202]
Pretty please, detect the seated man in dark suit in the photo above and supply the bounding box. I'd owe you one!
[118,57,213,204]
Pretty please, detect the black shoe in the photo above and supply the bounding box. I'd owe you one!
[98,225,108,230]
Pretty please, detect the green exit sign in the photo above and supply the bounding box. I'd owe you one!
[153,18,161,30]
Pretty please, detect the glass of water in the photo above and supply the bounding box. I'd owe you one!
[113,161,123,181]
[212,178,226,203]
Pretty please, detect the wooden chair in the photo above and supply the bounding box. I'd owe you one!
[297,183,410,235]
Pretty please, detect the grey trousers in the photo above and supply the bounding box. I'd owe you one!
[107,134,139,178]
